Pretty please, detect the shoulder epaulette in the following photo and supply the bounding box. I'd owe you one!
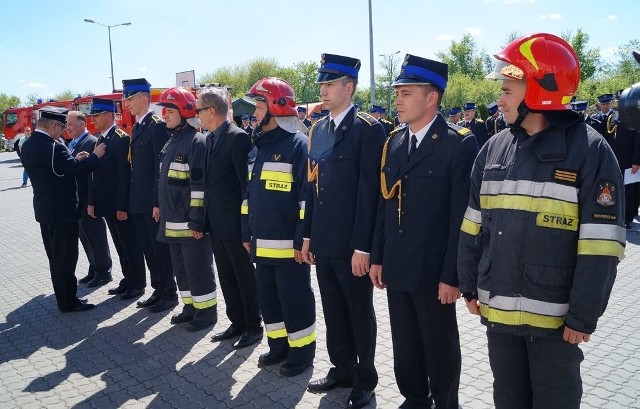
[448,123,471,137]
[476,118,484,123]
[357,111,377,126]
[151,114,162,124]
[115,128,128,138]
[381,119,393,125]
[389,123,407,138]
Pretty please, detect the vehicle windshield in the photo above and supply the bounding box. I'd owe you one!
[78,103,92,115]
[5,113,18,126]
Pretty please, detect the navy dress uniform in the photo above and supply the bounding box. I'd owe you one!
[70,128,113,286]
[370,105,394,135]
[485,101,508,138]
[447,107,461,125]
[462,102,489,146]
[591,94,616,140]
[305,54,384,396]
[122,79,178,309]
[371,55,478,409]
[241,122,315,375]
[20,110,101,311]
[297,106,313,130]
[87,98,146,298]
[571,100,603,134]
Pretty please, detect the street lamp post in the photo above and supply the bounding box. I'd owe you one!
[379,51,401,116]
[84,19,132,92]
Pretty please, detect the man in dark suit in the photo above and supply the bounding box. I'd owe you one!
[196,86,263,348]
[67,111,113,287]
[297,106,312,131]
[87,98,146,300]
[485,101,508,138]
[302,53,385,409]
[462,102,489,147]
[591,93,617,140]
[606,112,640,228]
[122,78,178,312]
[370,54,478,409]
[20,109,106,312]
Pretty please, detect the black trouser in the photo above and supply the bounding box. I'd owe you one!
[169,239,217,323]
[256,263,315,365]
[487,329,583,409]
[624,181,640,224]
[78,208,112,277]
[105,216,145,290]
[131,213,177,300]
[210,237,261,331]
[387,289,461,409]
[315,256,378,390]
[39,221,82,311]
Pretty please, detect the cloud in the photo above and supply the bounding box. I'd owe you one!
[467,27,482,35]
[607,15,617,20]
[437,34,454,41]
[138,66,148,72]
[601,47,618,59]
[23,82,47,89]
[539,13,561,20]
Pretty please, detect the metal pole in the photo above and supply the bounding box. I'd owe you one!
[388,55,393,115]
[108,26,115,92]
[368,0,375,105]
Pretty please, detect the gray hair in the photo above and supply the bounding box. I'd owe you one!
[67,110,86,123]
[197,86,229,117]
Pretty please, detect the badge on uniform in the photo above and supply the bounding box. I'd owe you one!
[272,153,282,162]
[596,181,616,207]
[554,168,577,184]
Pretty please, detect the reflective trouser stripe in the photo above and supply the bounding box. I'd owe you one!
[168,170,190,179]
[288,324,316,348]
[192,291,217,309]
[265,322,287,339]
[190,191,204,207]
[166,221,191,238]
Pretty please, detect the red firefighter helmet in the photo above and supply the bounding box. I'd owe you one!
[486,33,580,110]
[246,77,297,117]
[157,87,196,118]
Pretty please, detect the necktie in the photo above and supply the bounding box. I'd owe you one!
[329,120,336,133]
[207,133,215,158]
[409,134,417,159]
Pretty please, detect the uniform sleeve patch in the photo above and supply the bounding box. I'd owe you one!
[593,213,617,221]
[596,181,616,207]
[151,114,162,124]
[554,168,577,184]
[357,112,377,125]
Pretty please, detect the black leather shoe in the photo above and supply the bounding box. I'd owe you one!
[258,351,288,367]
[171,312,194,324]
[308,376,354,393]
[78,273,94,284]
[347,389,374,409]
[211,324,245,342]
[233,329,263,349]
[185,319,215,332]
[279,362,311,377]
[120,288,144,300]
[137,294,159,308]
[147,299,178,313]
[64,303,95,312]
[108,284,127,295]
[87,276,112,288]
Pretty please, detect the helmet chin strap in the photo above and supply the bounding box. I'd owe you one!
[167,117,189,132]
[256,111,273,133]
[510,101,530,130]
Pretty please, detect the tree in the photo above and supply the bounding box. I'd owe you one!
[0,93,21,129]
[436,34,491,79]
[25,93,40,106]
[286,61,320,103]
[54,89,76,101]
[562,29,600,81]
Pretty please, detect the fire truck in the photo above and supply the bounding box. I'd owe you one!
[2,99,73,150]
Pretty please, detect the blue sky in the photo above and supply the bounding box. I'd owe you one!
[1,0,637,103]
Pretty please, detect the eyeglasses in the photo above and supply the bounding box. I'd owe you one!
[195,106,212,115]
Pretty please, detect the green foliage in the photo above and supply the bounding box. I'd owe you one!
[0,93,22,128]
[54,89,76,101]
[441,73,501,118]
[436,34,490,79]
[562,29,600,81]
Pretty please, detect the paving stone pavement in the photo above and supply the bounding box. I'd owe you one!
[0,151,638,408]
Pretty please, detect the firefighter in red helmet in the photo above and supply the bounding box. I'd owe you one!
[241,77,316,377]
[458,33,623,408]
[155,87,218,332]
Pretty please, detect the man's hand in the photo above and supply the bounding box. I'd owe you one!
[243,242,251,253]
[438,282,461,304]
[464,298,481,315]
[93,143,107,158]
[75,151,89,161]
[152,207,160,222]
[632,164,639,175]
[294,249,303,264]
[369,264,385,289]
[116,211,128,221]
[87,205,96,218]
[563,327,591,344]
[301,239,315,265]
[192,230,203,240]
[352,252,370,277]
